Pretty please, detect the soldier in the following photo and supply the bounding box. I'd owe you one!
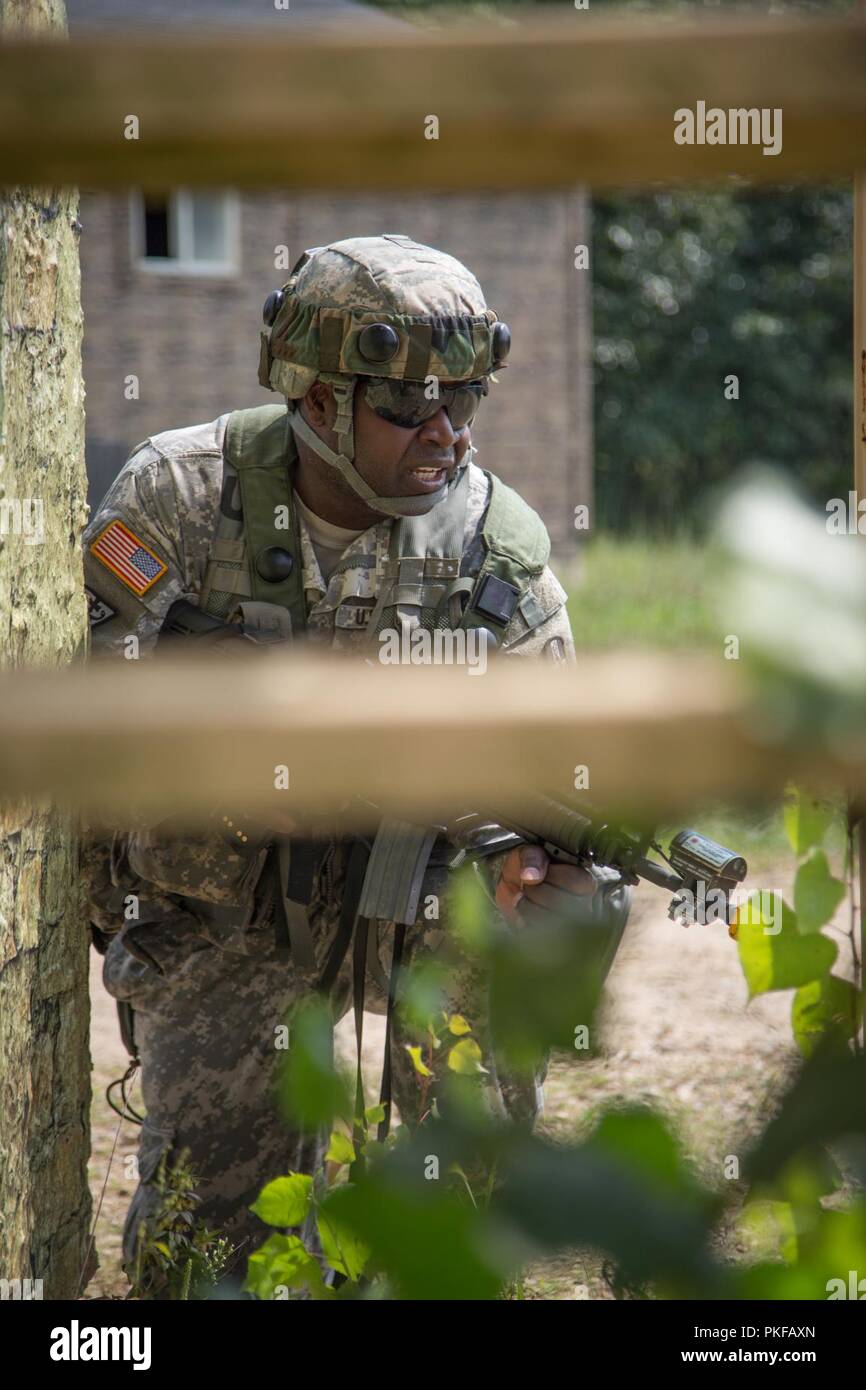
[83,235,630,1292]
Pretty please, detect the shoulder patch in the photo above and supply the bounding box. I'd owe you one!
[90,520,168,596]
[85,586,117,627]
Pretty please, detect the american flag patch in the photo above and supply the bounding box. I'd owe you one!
[90,519,168,596]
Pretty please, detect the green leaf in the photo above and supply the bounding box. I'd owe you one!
[405,1044,432,1078]
[489,914,605,1071]
[243,1233,330,1300]
[747,1047,866,1184]
[250,1173,313,1228]
[447,863,496,955]
[395,961,449,1036]
[734,1259,836,1301]
[364,1103,387,1126]
[316,1206,370,1281]
[447,1013,472,1036]
[758,1151,844,1208]
[447,1038,488,1075]
[321,1173,505,1300]
[325,1132,356,1166]
[496,1129,720,1294]
[736,1199,798,1264]
[735,1203,866,1300]
[783,787,834,857]
[792,974,860,1059]
[793,850,846,934]
[590,1107,699,1202]
[277,995,352,1129]
[736,894,836,998]
[805,1203,866,1287]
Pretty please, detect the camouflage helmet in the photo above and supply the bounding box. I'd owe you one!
[257,234,512,517]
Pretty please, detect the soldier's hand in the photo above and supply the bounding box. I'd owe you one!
[495,844,596,925]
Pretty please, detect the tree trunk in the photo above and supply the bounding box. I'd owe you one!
[0,0,92,1298]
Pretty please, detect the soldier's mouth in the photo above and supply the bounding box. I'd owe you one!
[405,462,452,492]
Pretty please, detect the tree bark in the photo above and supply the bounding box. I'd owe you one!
[0,0,91,1298]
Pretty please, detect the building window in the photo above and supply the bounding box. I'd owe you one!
[130,190,240,276]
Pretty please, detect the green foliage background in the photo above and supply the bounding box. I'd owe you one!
[367,0,855,533]
[591,184,851,531]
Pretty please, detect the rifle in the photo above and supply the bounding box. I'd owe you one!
[356,793,748,929]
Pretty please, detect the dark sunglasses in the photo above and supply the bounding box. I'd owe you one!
[363,376,489,430]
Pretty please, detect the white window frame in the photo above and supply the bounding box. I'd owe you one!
[129,189,240,277]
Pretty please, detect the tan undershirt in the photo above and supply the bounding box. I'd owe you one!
[293,489,366,583]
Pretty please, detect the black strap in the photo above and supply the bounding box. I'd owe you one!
[269,844,291,955]
[377,923,407,1144]
[349,917,370,1176]
[313,837,374,1180]
[317,838,371,995]
[313,834,408,1154]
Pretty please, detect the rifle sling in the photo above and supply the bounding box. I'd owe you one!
[315,835,406,1150]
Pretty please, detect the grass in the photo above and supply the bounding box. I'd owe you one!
[658,798,847,879]
[561,535,721,652]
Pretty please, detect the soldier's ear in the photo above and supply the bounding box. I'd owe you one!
[301,380,334,428]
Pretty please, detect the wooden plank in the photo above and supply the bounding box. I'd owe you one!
[0,13,863,190]
[0,651,861,826]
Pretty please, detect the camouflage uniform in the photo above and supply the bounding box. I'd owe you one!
[82,236,602,1287]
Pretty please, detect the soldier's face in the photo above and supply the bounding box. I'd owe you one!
[352,379,474,504]
[300,379,473,518]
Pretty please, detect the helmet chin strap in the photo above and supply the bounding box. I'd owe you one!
[288,378,465,519]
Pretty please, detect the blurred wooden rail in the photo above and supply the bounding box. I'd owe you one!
[0,652,861,825]
[0,14,864,190]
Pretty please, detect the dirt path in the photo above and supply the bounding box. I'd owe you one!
[83,863,854,1300]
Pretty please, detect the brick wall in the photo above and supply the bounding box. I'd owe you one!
[80,189,591,554]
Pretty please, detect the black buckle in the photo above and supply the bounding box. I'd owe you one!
[471,574,520,627]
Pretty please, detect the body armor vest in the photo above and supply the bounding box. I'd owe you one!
[198,404,552,650]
